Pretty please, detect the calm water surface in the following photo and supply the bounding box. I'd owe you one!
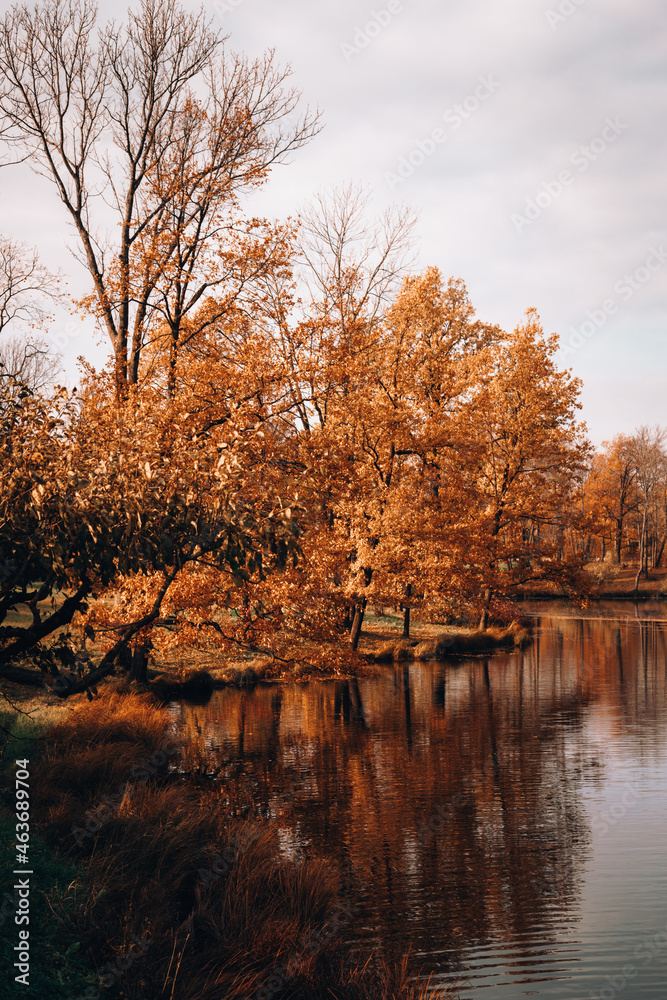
[172,604,667,999]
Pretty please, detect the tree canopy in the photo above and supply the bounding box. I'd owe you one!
[0,0,629,694]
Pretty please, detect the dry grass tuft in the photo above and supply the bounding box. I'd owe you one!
[29,691,177,837]
[414,640,435,660]
[45,689,171,754]
[412,621,532,659]
[367,639,421,663]
[394,641,418,661]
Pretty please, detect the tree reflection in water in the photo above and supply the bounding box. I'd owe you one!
[171,609,667,993]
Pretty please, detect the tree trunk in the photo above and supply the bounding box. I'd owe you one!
[634,511,648,593]
[129,642,150,684]
[479,588,492,631]
[114,343,129,404]
[402,583,412,639]
[166,319,181,399]
[349,603,366,651]
[0,583,91,665]
[350,567,373,650]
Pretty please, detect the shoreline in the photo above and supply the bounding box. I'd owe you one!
[514,591,667,602]
[3,588,665,707]
[514,565,667,603]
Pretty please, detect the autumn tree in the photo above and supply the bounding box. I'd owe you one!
[333,266,498,645]
[293,189,419,645]
[627,425,667,591]
[0,0,318,400]
[585,436,638,563]
[452,311,591,627]
[0,374,301,690]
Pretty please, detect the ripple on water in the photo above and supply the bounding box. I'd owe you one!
[172,609,667,999]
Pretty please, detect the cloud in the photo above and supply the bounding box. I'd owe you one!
[1,0,665,443]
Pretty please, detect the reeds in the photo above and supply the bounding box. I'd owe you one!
[24,692,458,1000]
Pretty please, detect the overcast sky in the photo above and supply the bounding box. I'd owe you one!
[1,0,665,445]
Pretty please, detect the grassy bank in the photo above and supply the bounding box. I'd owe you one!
[0,605,534,710]
[0,693,458,999]
[363,620,531,664]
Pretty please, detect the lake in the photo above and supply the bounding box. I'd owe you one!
[171,604,667,999]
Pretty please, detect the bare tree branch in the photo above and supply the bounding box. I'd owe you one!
[298,183,417,328]
[0,0,320,400]
[0,236,62,335]
[0,334,61,396]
